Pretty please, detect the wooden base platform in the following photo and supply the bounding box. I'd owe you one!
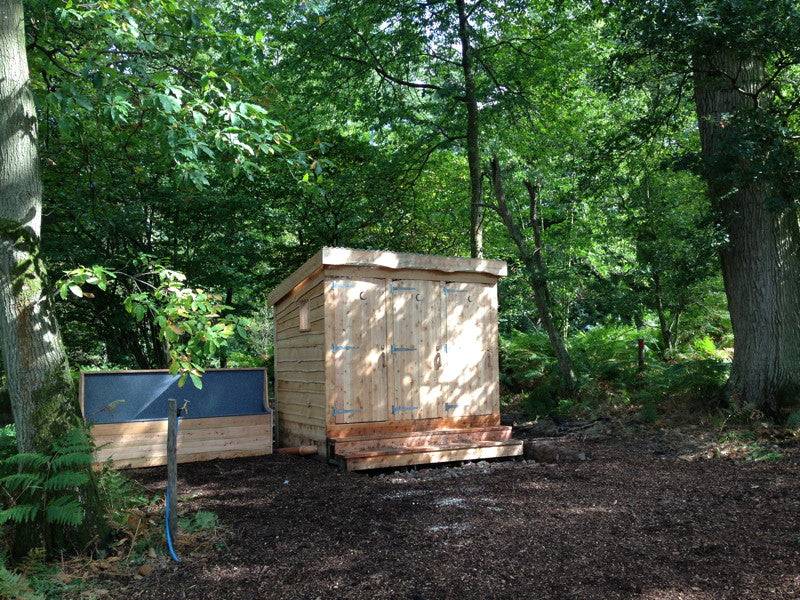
[328,425,523,471]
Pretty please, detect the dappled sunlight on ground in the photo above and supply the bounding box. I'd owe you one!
[99,434,800,600]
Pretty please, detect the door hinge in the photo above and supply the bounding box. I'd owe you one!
[331,344,359,352]
[390,344,416,353]
[443,287,467,296]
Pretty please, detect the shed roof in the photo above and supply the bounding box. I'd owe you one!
[267,247,507,305]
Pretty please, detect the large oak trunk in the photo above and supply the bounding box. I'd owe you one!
[693,52,800,417]
[0,0,80,451]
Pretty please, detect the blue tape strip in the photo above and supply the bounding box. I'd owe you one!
[392,405,418,415]
[333,407,356,416]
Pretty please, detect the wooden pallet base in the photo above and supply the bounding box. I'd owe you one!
[330,426,523,471]
[329,425,513,454]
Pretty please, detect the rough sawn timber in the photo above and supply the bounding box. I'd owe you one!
[269,247,520,470]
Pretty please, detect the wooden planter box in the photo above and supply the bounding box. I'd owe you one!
[268,247,522,470]
[81,368,272,469]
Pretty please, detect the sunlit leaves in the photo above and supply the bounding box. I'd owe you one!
[59,261,239,389]
[30,0,290,190]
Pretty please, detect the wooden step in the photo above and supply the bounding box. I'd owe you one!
[329,425,514,454]
[333,438,523,471]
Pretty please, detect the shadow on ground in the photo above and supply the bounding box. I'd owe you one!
[107,432,800,600]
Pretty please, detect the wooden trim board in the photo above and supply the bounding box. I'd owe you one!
[268,247,507,305]
[90,413,272,469]
[326,414,501,439]
[337,439,523,471]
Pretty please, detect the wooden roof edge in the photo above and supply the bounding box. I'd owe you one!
[266,249,323,305]
[267,247,507,305]
[321,247,508,276]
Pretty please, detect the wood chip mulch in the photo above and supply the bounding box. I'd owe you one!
[99,430,800,600]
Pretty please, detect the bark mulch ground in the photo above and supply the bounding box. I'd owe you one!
[104,427,800,600]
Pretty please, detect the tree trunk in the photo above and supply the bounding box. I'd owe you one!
[219,287,233,368]
[693,51,800,417]
[456,0,483,259]
[651,271,673,352]
[0,0,82,452]
[490,157,577,392]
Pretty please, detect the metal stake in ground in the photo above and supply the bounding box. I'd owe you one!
[166,398,179,558]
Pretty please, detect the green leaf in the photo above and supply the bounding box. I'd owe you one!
[45,470,90,490]
[45,496,84,526]
[0,472,43,492]
[0,504,39,524]
[189,372,203,389]
[50,452,93,470]
[4,453,48,469]
[69,284,83,298]
[156,93,181,114]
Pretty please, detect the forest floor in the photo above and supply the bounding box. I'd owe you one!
[90,422,800,600]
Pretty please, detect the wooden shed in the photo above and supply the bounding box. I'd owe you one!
[268,247,522,470]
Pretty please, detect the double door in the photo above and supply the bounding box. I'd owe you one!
[328,277,498,423]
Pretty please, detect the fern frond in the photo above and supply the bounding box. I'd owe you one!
[50,452,93,470]
[3,453,48,469]
[0,564,44,600]
[0,472,43,492]
[0,504,39,524]
[45,496,84,527]
[44,470,90,491]
[52,428,92,451]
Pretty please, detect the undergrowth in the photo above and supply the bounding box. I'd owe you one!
[0,425,223,599]
[501,325,730,422]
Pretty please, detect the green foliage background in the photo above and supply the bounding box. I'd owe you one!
[0,0,742,421]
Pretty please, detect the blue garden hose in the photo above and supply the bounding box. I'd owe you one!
[165,412,181,563]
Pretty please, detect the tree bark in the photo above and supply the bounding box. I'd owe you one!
[456,0,483,259]
[652,271,674,352]
[0,0,80,451]
[490,156,577,391]
[219,286,233,368]
[693,51,800,417]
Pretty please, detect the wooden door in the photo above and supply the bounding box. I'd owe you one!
[328,278,388,423]
[439,282,498,417]
[387,280,445,420]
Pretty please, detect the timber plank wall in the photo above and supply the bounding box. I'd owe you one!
[269,247,513,465]
[81,368,272,468]
[274,278,328,450]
